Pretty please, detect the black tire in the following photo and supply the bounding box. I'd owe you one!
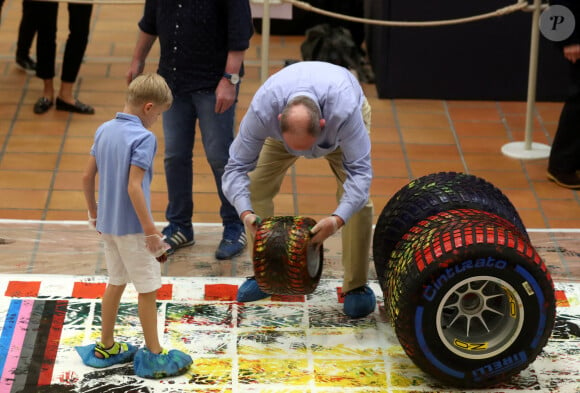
[373,171,529,296]
[253,216,323,295]
[386,209,555,388]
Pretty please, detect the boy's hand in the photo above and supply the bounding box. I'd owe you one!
[145,234,171,263]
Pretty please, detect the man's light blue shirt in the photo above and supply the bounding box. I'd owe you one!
[223,61,372,222]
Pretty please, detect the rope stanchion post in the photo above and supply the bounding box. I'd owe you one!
[260,0,271,83]
[501,0,551,160]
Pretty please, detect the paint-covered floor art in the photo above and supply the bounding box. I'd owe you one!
[0,275,578,393]
[0,222,579,392]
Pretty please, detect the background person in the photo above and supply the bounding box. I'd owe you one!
[29,0,94,115]
[547,0,580,189]
[127,0,254,259]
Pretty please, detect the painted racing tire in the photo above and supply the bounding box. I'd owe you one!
[372,171,528,296]
[386,209,555,388]
[253,216,323,295]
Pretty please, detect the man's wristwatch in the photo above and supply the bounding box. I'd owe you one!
[223,72,240,85]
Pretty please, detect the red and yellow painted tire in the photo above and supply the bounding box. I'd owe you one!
[253,216,323,295]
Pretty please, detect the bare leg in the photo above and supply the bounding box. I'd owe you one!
[139,290,163,354]
[96,283,126,357]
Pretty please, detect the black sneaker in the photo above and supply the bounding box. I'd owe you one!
[215,222,246,260]
[547,170,580,189]
[16,55,36,74]
[161,224,195,254]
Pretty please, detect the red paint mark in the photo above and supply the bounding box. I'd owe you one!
[57,370,78,385]
[271,294,305,302]
[337,287,345,304]
[205,284,238,301]
[157,284,172,300]
[5,281,41,297]
[72,282,106,299]
[555,290,569,307]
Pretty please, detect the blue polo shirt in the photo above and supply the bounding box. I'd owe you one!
[91,113,157,236]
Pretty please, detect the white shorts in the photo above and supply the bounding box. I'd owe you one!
[101,233,162,294]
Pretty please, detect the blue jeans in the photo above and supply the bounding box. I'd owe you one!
[163,90,241,230]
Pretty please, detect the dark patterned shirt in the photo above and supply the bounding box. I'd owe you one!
[138,0,253,95]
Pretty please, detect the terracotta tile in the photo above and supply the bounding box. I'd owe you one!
[372,143,405,159]
[409,161,466,178]
[297,194,337,215]
[370,127,399,143]
[498,101,528,114]
[48,190,87,210]
[63,136,93,154]
[453,121,507,137]
[459,136,513,154]
[59,154,89,171]
[0,170,54,189]
[533,180,578,200]
[4,135,63,153]
[0,209,43,220]
[463,153,524,171]
[396,112,450,129]
[0,190,48,209]
[469,170,531,189]
[540,199,580,221]
[548,219,580,228]
[447,106,502,122]
[44,210,86,221]
[517,209,548,229]
[293,158,333,176]
[400,128,456,144]
[502,188,540,210]
[11,120,67,136]
[294,176,338,195]
[372,159,409,178]
[523,160,551,181]
[0,153,58,170]
[405,144,460,161]
[394,99,445,112]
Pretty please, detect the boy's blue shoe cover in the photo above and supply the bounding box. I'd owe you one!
[133,347,193,379]
[75,342,138,368]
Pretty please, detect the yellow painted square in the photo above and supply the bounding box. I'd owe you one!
[238,357,311,385]
[314,358,387,387]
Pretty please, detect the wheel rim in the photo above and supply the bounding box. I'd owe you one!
[306,244,321,278]
[435,276,524,359]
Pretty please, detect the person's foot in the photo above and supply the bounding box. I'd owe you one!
[75,341,138,368]
[56,97,95,114]
[133,347,193,379]
[343,285,376,318]
[162,224,195,255]
[215,222,246,259]
[236,277,270,302]
[547,169,580,189]
[16,55,36,74]
[33,97,53,114]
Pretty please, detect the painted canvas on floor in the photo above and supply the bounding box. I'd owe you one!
[0,275,578,392]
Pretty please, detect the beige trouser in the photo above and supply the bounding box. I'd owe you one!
[248,98,374,293]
